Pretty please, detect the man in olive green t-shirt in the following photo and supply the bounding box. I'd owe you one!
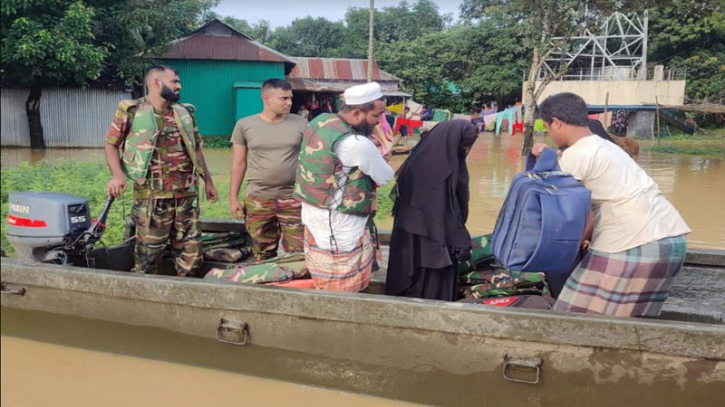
[229,79,307,260]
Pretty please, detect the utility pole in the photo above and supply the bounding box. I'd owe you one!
[367,0,374,83]
[640,9,649,80]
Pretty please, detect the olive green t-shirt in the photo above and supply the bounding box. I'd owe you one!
[230,113,307,199]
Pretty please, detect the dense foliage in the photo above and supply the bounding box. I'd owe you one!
[219,0,724,117]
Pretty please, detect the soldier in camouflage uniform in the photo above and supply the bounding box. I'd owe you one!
[294,82,394,292]
[229,79,306,261]
[105,65,217,277]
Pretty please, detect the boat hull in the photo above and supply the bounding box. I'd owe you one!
[2,258,724,406]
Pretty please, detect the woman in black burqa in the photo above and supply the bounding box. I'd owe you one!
[385,120,478,301]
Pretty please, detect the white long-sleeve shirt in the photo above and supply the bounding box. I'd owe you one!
[301,134,394,252]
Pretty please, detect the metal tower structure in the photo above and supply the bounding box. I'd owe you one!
[540,11,653,81]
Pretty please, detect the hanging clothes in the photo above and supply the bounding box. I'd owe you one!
[372,114,395,155]
[422,121,440,131]
[394,117,424,136]
[514,104,523,122]
[432,109,451,122]
[387,103,404,115]
[452,113,472,122]
[484,113,497,131]
[495,108,514,135]
[386,120,479,301]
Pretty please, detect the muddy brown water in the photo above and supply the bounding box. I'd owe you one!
[3,133,722,249]
[0,335,423,407]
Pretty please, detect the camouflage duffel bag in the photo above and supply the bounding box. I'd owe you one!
[204,254,308,284]
[205,264,296,284]
[201,231,252,263]
[457,234,495,274]
[460,269,550,299]
[204,247,252,263]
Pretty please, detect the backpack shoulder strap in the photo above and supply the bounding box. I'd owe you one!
[527,148,560,172]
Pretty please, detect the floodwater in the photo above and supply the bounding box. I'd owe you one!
[1,336,423,407]
[1,134,724,406]
[2,132,724,249]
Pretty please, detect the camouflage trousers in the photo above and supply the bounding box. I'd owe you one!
[132,196,202,277]
[244,193,304,261]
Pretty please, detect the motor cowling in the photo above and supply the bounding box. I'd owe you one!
[6,192,92,262]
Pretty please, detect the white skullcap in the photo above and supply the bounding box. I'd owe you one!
[343,82,384,105]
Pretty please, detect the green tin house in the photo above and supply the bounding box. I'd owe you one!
[159,19,296,137]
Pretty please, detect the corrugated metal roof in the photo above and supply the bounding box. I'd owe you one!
[289,57,401,82]
[162,20,295,65]
[288,78,410,97]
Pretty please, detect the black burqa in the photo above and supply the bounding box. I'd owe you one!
[385,120,478,301]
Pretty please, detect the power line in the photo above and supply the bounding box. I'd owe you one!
[649,41,706,65]
[687,66,724,82]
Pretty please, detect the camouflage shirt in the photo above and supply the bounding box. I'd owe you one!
[106,98,203,199]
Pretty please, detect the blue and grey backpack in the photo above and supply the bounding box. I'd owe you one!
[492,148,591,278]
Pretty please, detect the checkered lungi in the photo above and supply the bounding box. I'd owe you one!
[553,235,687,317]
[304,227,379,292]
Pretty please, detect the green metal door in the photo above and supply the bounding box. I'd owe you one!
[159,60,285,137]
[235,82,263,121]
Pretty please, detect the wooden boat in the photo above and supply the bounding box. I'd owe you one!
[2,219,724,406]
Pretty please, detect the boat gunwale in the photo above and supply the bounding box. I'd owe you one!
[2,257,724,361]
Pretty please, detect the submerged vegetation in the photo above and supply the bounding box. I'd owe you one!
[647,146,725,156]
[1,158,395,255]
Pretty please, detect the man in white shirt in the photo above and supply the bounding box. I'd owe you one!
[532,92,690,318]
[294,82,394,292]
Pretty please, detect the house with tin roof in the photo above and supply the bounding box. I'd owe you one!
[158,19,296,136]
[159,19,408,136]
[287,57,409,113]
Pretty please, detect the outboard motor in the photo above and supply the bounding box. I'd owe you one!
[6,192,113,264]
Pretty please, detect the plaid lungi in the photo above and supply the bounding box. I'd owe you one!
[304,227,379,292]
[553,235,687,317]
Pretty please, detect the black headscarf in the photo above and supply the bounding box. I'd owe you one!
[393,120,478,252]
[588,119,617,145]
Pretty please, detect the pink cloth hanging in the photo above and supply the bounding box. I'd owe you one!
[372,115,394,155]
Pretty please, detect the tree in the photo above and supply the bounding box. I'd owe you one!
[220,15,253,34]
[221,16,273,43]
[339,0,448,59]
[378,19,529,112]
[266,17,346,57]
[648,0,725,105]
[1,0,218,148]
[378,31,451,104]
[443,21,530,108]
[1,1,108,148]
[90,0,220,86]
[461,0,637,154]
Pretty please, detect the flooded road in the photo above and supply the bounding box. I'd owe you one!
[1,336,423,407]
[2,133,723,249]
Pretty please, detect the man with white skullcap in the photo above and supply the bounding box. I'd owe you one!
[294,82,394,292]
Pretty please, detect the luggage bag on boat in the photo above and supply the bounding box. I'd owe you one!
[491,148,591,277]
